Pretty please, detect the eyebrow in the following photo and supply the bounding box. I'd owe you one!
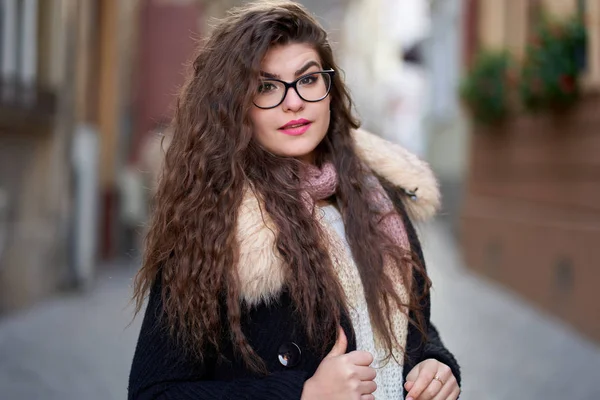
[260,60,322,79]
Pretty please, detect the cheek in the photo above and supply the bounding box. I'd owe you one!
[319,99,331,129]
[249,109,263,131]
[249,110,271,139]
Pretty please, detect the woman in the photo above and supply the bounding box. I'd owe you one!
[128,1,461,399]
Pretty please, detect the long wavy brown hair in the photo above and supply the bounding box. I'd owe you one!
[133,0,430,373]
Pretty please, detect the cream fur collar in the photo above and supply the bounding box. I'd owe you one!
[236,129,440,305]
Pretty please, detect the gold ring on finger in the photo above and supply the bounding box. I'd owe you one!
[433,375,445,386]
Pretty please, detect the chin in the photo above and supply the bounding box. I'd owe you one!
[281,143,320,159]
[280,150,315,159]
[266,136,316,157]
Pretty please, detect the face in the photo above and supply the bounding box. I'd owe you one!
[249,43,332,163]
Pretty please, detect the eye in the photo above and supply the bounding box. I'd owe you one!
[258,81,277,94]
[298,74,318,86]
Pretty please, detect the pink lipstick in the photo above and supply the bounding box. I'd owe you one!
[279,118,312,136]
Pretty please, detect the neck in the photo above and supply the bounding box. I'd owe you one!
[316,198,333,207]
[296,151,316,165]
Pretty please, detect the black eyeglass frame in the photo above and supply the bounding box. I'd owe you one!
[253,69,335,109]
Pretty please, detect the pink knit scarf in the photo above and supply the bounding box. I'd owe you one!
[301,161,410,251]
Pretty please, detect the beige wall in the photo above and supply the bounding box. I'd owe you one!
[74,0,98,122]
[542,0,576,16]
[98,0,120,189]
[478,0,506,50]
[37,0,64,90]
[504,1,528,60]
[583,0,600,88]
[478,0,528,59]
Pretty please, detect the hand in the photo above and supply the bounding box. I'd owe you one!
[404,359,459,400]
[301,326,377,400]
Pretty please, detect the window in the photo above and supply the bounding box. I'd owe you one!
[0,0,38,88]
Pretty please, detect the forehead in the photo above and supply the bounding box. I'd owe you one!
[260,43,321,75]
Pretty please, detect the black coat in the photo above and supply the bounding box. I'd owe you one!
[128,182,461,400]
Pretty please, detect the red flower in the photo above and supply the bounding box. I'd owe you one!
[559,74,575,93]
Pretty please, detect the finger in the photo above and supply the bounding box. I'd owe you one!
[410,381,442,400]
[360,395,374,400]
[449,385,461,400]
[436,363,453,383]
[431,375,459,400]
[405,365,420,382]
[406,369,435,400]
[404,380,414,392]
[431,380,454,400]
[346,350,374,366]
[355,366,377,381]
[326,326,347,357]
[359,380,377,394]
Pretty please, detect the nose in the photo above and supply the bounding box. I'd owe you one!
[281,86,305,112]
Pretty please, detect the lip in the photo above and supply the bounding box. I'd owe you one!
[279,119,312,136]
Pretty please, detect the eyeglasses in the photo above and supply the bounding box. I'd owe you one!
[253,69,335,109]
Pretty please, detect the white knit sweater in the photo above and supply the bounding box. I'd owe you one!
[318,204,404,400]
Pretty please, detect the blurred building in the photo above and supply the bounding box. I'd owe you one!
[425,0,467,227]
[340,0,434,159]
[0,0,146,312]
[0,0,90,312]
[337,0,468,227]
[0,0,244,314]
[460,0,600,343]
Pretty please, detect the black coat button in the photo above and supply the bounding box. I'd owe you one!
[278,342,301,367]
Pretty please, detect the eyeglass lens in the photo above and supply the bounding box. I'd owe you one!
[254,72,332,108]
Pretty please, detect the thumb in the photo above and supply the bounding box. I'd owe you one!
[326,326,347,358]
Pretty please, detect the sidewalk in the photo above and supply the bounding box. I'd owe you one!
[419,220,600,400]
[0,223,599,399]
[0,262,141,400]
